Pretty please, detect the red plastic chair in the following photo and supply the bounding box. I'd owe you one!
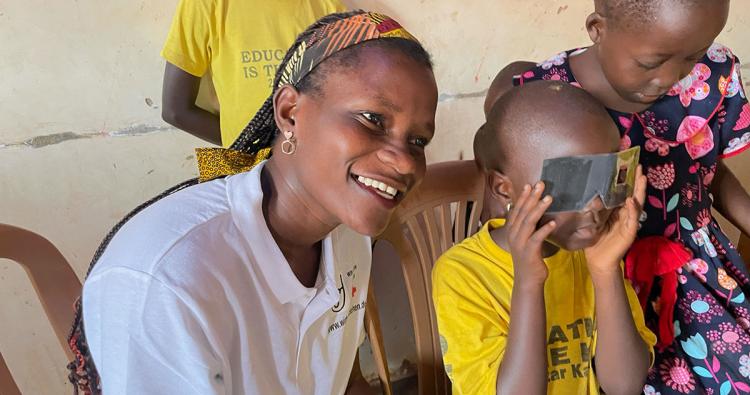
[365,160,484,395]
[739,233,750,262]
[0,223,81,394]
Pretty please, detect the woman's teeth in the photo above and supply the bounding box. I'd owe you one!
[356,175,398,199]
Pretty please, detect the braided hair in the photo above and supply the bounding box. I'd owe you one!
[67,10,432,394]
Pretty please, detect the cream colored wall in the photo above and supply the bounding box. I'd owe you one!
[0,1,748,393]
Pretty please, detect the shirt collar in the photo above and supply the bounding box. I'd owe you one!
[227,161,335,304]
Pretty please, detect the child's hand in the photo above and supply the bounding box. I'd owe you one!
[507,182,557,285]
[584,165,647,276]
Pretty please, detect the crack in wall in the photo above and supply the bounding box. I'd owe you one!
[0,124,173,150]
[1,89,488,150]
[438,88,488,103]
[7,76,745,150]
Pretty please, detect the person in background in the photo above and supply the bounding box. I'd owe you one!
[160,0,344,146]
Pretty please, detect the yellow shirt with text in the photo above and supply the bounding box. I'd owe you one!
[162,0,345,146]
[432,219,655,394]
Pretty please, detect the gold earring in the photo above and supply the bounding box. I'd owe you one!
[281,130,296,155]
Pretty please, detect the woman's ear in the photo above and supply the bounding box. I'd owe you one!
[487,169,514,217]
[586,12,607,45]
[273,85,300,134]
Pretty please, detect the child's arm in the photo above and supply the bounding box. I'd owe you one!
[588,268,651,394]
[496,183,557,395]
[161,0,223,145]
[712,54,750,238]
[162,62,223,145]
[584,167,651,394]
[713,160,750,237]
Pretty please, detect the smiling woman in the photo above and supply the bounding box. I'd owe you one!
[67,10,437,395]
[263,38,436,237]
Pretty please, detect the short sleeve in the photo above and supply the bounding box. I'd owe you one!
[161,0,215,77]
[718,55,750,159]
[622,267,657,365]
[83,268,224,395]
[432,260,507,395]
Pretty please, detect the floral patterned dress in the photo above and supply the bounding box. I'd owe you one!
[516,44,750,394]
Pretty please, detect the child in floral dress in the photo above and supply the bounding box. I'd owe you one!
[494,0,750,393]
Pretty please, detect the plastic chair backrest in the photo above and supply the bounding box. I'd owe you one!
[739,233,750,262]
[366,160,484,395]
[0,223,81,394]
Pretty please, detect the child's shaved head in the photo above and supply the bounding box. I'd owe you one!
[476,80,620,180]
[595,0,718,30]
[477,81,625,250]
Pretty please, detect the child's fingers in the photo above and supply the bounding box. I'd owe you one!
[529,219,557,245]
[632,165,647,209]
[609,198,639,240]
[507,184,531,226]
[520,194,554,239]
[515,185,552,242]
[624,197,640,231]
[508,182,542,235]
[511,182,544,229]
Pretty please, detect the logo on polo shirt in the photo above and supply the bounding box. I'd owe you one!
[332,273,347,313]
[331,264,360,313]
[327,264,366,334]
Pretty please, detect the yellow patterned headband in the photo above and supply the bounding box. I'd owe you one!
[277,11,419,89]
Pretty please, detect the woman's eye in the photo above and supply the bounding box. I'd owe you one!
[361,112,384,128]
[411,136,430,148]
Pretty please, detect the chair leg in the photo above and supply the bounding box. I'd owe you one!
[0,353,21,395]
[739,233,750,262]
[364,283,393,395]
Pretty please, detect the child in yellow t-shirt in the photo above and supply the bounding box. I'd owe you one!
[433,80,656,395]
[160,0,345,146]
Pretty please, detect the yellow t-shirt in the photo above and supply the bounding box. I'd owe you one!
[432,219,656,395]
[161,0,345,146]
